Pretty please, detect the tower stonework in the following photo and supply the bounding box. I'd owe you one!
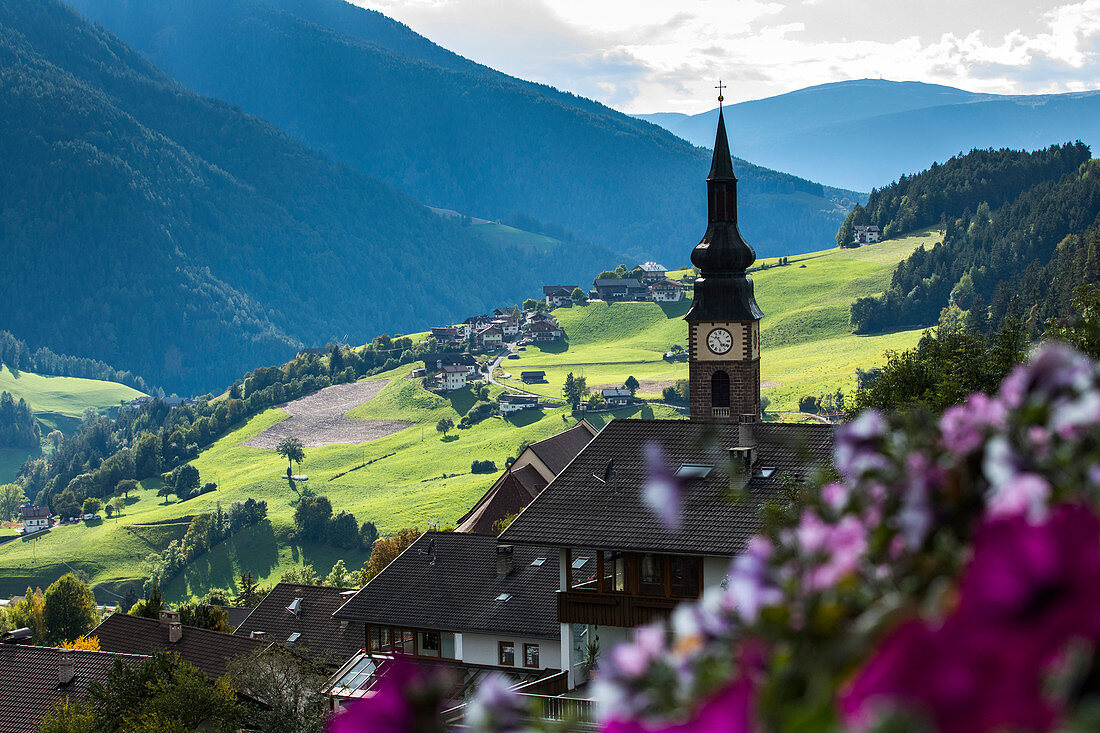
[685,106,763,422]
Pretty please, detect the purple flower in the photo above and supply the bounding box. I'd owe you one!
[982,436,1050,522]
[999,343,1097,413]
[608,624,667,679]
[940,392,1005,456]
[835,411,890,482]
[792,512,868,591]
[821,482,849,513]
[643,443,687,532]
[726,537,781,623]
[896,453,936,549]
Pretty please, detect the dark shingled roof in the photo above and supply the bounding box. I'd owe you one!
[91,614,268,679]
[334,532,559,639]
[0,644,147,733]
[527,421,596,475]
[233,583,364,665]
[501,420,833,556]
[456,465,548,534]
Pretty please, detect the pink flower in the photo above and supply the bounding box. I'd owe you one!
[821,482,849,512]
[940,392,1005,456]
[794,512,868,591]
[983,436,1050,522]
[726,537,781,623]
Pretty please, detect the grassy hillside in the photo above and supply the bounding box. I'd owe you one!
[0,365,679,602]
[0,366,146,483]
[498,230,939,410]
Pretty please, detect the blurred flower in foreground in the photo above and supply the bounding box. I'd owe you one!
[329,659,450,733]
[842,503,1100,732]
[643,442,686,531]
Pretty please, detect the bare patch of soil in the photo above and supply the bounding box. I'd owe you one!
[243,381,411,449]
[761,380,781,389]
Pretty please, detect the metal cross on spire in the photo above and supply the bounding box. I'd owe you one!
[715,80,726,106]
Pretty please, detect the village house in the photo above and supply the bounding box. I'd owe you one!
[527,321,564,343]
[592,278,646,302]
[430,326,459,344]
[520,370,546,384]
[420,353,478,375]
[19,504,50,535]
[635,261,667,283]
[439,365,469,391]
[476,324,504,350]
[498,393,539,416]
[454,323,472,340]
[500,107,835,689]
[852,224,881,245]
[456,421,597,534]
[600,387,632,407]
[332,532,561,676]
[0,644,149,732]
[542,286,576,309]
[233,583,364,668]
[648,277,687,302]
[92,611,269,680]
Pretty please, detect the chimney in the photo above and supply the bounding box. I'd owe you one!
[250,631,267,640]
[496,544,514,578]
[168,622,183,644]
[158,610,180,626]
[58,649,75,686]
[730,422,756,478]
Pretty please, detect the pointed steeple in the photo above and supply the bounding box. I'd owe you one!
[707,108,736,182]
[685,98,762,323]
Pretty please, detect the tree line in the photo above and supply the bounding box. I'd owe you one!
[0,390,40,450]
[0,331,158,396]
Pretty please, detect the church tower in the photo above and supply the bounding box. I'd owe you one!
[685,99,763,422]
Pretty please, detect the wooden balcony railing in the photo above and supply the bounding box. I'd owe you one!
[557,590,682,627]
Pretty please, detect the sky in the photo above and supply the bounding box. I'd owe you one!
[350,0,1100,114]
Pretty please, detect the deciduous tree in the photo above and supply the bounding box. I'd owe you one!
[42,573,99,645]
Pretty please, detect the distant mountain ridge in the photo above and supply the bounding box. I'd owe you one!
[0,0,613,394]
[65,0,857,264]
[636,79,1100,191]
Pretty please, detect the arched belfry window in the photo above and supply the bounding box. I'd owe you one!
[711,370,730,409]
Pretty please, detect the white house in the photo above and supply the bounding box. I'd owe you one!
[636,261,667,282]
[20,505,50,534]
[648,278,686,302]
[600,388,632,407]
[440,365,469,391]
[499,393,540,416]
[853,225,881,245]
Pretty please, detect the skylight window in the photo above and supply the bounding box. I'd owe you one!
[287,632,301,643]
[754,467,777,479]
[571,556,590,569]
[531,557,547,566]
[676,464,713,479]
[496,593,512,602]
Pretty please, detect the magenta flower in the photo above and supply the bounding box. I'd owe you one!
[643,442,686,531]
[793,511,868,591]
[842,504,1100,733]
[329,659,448,733]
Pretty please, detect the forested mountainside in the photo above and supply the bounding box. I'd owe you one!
[0,0,613,395]
[636,79,1100,191]
[849,145,1100,335]
[65,0,856,264]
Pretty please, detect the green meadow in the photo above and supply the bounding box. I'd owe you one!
[0,364,679,602]
[0,230,936,602]
[498,229,940,410]
[0,366,146,482]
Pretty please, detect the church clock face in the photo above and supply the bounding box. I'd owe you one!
[706,328,733,355]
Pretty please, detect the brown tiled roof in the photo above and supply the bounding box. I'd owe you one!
[500,420,834,555]
[333,532,559,639]
[0,644,147,733]
[19,505,49,520]
[527,421,596,475]
[456,465,548,534]
[91,614,267,679]
[233,583,364,666]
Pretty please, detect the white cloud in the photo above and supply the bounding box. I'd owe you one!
[349,0,1100,112]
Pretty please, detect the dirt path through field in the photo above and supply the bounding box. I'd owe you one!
[243,381,411,449]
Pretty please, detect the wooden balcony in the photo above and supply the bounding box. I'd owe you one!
[557,590,682,627]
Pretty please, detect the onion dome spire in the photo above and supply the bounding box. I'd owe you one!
[685,86,763,323]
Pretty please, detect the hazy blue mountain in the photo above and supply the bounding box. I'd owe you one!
[65,0,856,264]
[0,0,613,394]
[636,79,1100,191]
